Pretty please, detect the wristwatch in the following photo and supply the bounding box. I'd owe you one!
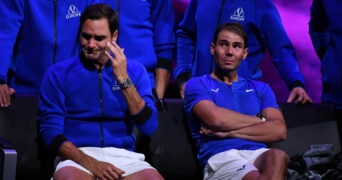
[256,113,266,122]
[119,78,133,89]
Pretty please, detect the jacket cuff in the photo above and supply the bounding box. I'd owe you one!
[0,79,5,85]
[157,58,172,70]
[289,80,305,90]
[176,72,191,87]
[131,104,153,125]
[51,134,68,154]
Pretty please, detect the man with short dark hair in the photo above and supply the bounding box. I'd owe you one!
[174,0,312,105]
[0,0,99,107]
[38,4,164,180]
[184,22,289,179]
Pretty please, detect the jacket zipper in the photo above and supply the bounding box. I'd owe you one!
[98,69,105,147]
[53,0,57,64]
[116,0,120,45]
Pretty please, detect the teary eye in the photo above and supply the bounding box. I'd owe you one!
[94,35,106,42]
[81,32,92,40]
[233,42,243,49]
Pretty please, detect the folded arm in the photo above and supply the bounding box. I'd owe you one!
[193,100,262,132]
[199,107,287,144]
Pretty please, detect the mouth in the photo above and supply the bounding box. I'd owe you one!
[223,59,234,64]
[85,48,98,55]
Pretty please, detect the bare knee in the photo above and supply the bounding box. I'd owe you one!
[267,149,289,164]
[251,149,289,180]
[54,166,94,180]
[124,168,164,180]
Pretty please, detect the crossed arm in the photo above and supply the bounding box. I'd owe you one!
[193,100,287,144]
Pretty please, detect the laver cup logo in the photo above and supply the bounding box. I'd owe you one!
[66,4,81,19]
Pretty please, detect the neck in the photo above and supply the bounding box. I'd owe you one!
[211,70,238,85]
[94,61,106,70]
[80,53,109,70]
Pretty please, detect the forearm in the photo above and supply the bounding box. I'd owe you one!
[202,108,287,143]
[121,85,145,115]
[201,106,262,132]
[229,108,287,143]
[57,141,125,178]
[229,119,287,143]
[58,141,96,169]
[193,100,262,132]
[154,68,170,99]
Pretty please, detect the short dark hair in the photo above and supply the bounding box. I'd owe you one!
[213,22,248,48]
[80,3,118,34]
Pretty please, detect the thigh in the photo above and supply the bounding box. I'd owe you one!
[240,148,269,163]
[203,149,258,180]
[101,147,155,176]
[124,169,164,180]
[54,166,94,180]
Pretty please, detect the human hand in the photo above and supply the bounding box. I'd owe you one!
[200,126,230,139]
[287,87,313,104]
[0,84,15,107]
[179,83,186,99]
[88,160,125,180]
[105,41,128,82]
[155,98,168,112]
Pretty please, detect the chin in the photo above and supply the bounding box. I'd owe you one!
[85,55,99,62]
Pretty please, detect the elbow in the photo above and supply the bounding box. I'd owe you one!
[206,119,232,131]
[279,132,287,142]
[205,115,228,131]
[277,127,287,142]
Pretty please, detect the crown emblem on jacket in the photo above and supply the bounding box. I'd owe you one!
[66,4,81,19]
[230,7,245,21]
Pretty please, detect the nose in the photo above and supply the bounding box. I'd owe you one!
[225,45,233,56]
[88,38,97,48]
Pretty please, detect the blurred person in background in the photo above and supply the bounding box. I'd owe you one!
[309,0,342,149]
[0,0,99,107]
[101,0,176,111]
[174,0,312,104]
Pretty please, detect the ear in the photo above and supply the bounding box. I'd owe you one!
[242,48,248,60]
[210,42,215,55]
[112,30,118,42]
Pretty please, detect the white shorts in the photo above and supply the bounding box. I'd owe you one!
[203,148,269,180]
[54,147,155,177]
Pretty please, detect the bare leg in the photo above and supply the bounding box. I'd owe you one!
[124,169,164,180]
[242,170,260,180]
[252,149,289,180]
[53,166,94,180]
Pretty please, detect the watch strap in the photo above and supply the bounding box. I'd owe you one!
[119,78,132,89]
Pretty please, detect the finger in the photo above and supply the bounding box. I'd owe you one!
[286,93,295,103]
[111,41,124,56]
[302,96,313,104]
[10,88,16,95]
[110,169,124,180]
[104,50,115,62]
[107,41,121,59]
[295,95,304,104]
[103,172,113,180]
[180,90,184,99]
[0,86,10,107]
[106,42,120,58]
[106,171,120,180]
[0,96,4,107]
[107,42,126,65]
[199,128,207,134]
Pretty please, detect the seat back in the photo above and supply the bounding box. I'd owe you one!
[136,98,202,180]
[0,95,41,179]
[273,103,340,156]
[2,96,339,179]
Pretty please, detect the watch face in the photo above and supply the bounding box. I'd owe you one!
[120,78,132,89]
